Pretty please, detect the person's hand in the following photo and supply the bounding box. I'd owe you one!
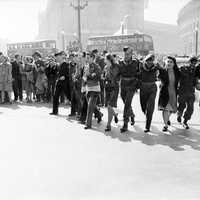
[91,73,96,77]
[59,76,65,81]
[83,76,87,82]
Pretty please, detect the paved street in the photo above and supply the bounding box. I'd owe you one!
[0,93,200,200]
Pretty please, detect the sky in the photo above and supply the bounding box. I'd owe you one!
[144,0,190,24]
[0,0,47,42]
[0,0,191,43]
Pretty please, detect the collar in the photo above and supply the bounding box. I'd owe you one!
[143,63,156,71]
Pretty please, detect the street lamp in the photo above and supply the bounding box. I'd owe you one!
[61,30,65,51]
[70,0,88,51]
[195,22,199,56]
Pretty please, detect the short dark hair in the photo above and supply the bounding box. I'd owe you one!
[92,49,98,54]
[123,46,133,53]
[82,52,86,58]
[89,52,95,59]
[32,51,42,58]
[103,50,108,55]
[106,53,115,66]
[189,56,198,63]
[15,54,20,59]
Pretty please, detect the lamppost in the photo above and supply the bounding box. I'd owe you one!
[70,0,88,51]
[61,30,65,51]
[195,22,199,56]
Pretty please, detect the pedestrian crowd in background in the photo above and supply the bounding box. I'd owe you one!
[1,47,200,133]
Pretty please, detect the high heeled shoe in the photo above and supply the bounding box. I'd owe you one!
[162,126,168,132]
[114,114,118,124]
[105,127,111,132]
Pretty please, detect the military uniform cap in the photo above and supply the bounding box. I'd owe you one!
[123,46,133,53]
[54,51,66,57]
[92,49,98,54]
[32,51,42,58]
[144,54,155,62]
[189,56,198,63]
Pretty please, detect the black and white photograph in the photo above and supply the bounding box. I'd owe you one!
[0,0,200,199]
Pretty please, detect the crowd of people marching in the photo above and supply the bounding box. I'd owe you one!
[1,47,200,133]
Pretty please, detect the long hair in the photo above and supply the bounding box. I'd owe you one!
[163,56,180,82]
[105,53,115,67]
[165,56,179,73]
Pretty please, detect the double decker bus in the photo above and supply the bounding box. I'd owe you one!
[87,33,154,56]
[7,40,57,58]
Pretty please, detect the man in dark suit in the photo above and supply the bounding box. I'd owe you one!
[177,56,197,129]
[119,47,140,133]
[50,51,70,115]
[92,49,106,106]
[12,54,23,102]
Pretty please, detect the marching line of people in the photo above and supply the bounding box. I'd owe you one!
[48,47,200,133]
[0,47,200,133]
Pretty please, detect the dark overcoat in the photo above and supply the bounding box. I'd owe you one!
[158,67,180,109]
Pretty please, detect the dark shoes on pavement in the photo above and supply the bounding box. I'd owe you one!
[131,116,135,126]
[177,116,189,129]
[49,112,58,115]
[97,113,103,124]
[114,114,118,124]
[144,128,150,133]
[84,126,91,130]
[105,127,111,132]
[120,124,128,133]
[162,126,168,132]
[183,120,189,129]
[68,113,76,117]
[177,116,182,123]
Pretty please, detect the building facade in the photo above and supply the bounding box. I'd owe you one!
[178,0,200,56]
[144,21,183,55]
[38,0,145,50]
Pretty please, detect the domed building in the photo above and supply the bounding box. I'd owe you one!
[178,0,200,56]
[38,0,146,50]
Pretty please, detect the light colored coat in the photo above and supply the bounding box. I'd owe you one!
[0,62,12,91]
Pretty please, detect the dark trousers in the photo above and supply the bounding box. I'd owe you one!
[100,80,105,106]
[12,79,23,101]
[47,78,56,102]
[52,81,70,114]
[79,93,88,122]
[86,91,99,127]
[80,92,101,123]
[70,87,81,115]
[121,87,136,124]
[105,87,110,107]
[178,93,195,121]
[140,83,157,129]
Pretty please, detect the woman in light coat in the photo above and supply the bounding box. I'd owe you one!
[0,56,13,103]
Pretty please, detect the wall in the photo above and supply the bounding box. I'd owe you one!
[144,21,183,55]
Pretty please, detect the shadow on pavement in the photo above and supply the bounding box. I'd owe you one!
[0,102,71,110]
[5,101,197,152]
[66,117,200,152]
[0,103,20,110]
[128,124,200,151]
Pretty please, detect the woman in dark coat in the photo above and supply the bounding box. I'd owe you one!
[158,56,180,132]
